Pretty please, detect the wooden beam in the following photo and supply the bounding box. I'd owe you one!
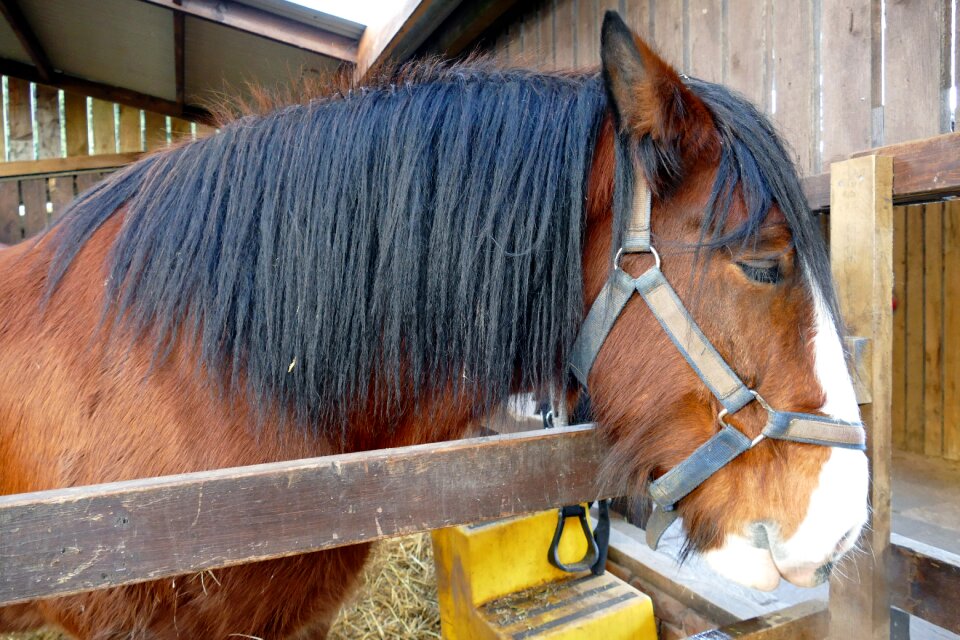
[0,425,612,606]
[827,155,893,640]
[690,601,828,640]
[354,0,462,80]
[0,0,54,82]
[137,0,358,62]
[0,56,210,124]
[804,132,960,211]
[173,8,185,107]
[416,0,524,58]
[0,153,140,180]
[888,533,960,634]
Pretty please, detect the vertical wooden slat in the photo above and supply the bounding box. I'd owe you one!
[34,85,61,159]
[91,99,116,155]
[820,0,876,166]
[904,205,925,454]
[64,92,89,157]
[522,3,541,68]
[883,0,950,144]
[7,78,34,161]
[75,172,102,195]
[0,79,6,162]
[892,205,907,451]
[19,178,47,237]
[688,0,723,83]
[48,175,75,223]
[0,181,20,244]
[144,111,168,151]
[195,123,217,138]
[624,0,650,37]
[554,0,575,69]
[923,203,944,457]
[535,0,555,70]
[117,105,142,153]
[770,0,816,175]
[597,0,620,63]
[575,0,598,67]
[651,0,683,69]
[944,201,960,461]
[827,155,892,640]
[726,1,768,111]
[170,118,192,142]
[505,20,522,63]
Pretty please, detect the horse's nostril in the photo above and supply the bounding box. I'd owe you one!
[814,561,834,583]
[748,522,773,549]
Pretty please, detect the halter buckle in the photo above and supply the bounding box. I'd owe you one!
[716,390,771,448]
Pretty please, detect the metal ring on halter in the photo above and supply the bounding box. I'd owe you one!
[716,390,771,448]
[613,245,661,271]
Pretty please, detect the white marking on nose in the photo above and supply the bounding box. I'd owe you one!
[773,278,868,581]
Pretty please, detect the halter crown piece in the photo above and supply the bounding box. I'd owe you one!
[567,139,867,550]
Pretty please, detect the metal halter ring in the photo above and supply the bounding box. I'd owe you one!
[716,390,772,448]
[613,245,661,271]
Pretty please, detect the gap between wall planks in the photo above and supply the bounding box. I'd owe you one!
[484,0,955,176]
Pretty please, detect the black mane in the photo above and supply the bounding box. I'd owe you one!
[46,63,835,436]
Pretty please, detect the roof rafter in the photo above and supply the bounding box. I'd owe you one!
[0,0,54,82]
[137,0,358,63]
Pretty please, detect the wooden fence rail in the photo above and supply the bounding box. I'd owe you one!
[0,425,612,606]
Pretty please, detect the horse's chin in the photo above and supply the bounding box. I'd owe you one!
[703,534,782,591]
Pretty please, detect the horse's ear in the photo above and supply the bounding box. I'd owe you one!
[600,11,716,182]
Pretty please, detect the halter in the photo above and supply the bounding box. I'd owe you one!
[568,154,867,551]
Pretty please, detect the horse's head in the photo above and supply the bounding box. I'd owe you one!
[583,13,868,591]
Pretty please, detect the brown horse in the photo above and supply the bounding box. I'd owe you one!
[0,13,867,638]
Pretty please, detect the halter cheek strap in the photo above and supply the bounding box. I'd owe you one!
[569,166,866,551]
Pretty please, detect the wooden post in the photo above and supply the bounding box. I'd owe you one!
[827,155,893,640]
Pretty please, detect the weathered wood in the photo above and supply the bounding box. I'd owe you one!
[19,177,46,236]
[888,533,960,634]
[75,171,107,195]
[575,0,598,67]
[0,425,613,606]
[6,77,33,161]
[91,99,116,155]
[0,57,210,123]
[0,153,139,179]
[827,155,893,640]
[651,0,683,70]
[174,9,185,107]
[624,0,651,39]
[117,105,142,153]
[355,0,458,79]
[170,117,192,142]
[726,0,768,111]
[0,0,55,82]
[690,601,828,640]
[554,0,575,69]
[0,180,20,244]
[923,203,944,457]
[944,201,960,461]
[417,0,524,59]
[64,92,90,157]
[804,133,960,211]
[820,0,876,166]
[770,0,815,174]
[47,175,75,221]
[904,205,924,454]
[688,0,722,84]
[883,0,950,143]
[892,205,906,451]
[144,111,168,151]
[141,0,358,62]
[34,84,61,160]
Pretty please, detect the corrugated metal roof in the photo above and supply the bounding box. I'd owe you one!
[237,0,365,38]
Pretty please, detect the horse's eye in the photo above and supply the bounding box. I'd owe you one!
[738,260,782,284]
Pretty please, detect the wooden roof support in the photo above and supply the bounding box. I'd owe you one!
[354,0,462,81]
[417,0,524,59]
[0,0,54,82]
[0,56,210,124]
[137,0,358,63]
[173,6,185,107]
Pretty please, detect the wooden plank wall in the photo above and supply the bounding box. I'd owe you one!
[0,76,206,244]
[484,0,954,176]
[892,201,960,461]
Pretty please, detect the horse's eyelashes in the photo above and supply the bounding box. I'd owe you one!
[738,261,783,284]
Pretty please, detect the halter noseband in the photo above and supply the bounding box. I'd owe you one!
[568,159,866,551]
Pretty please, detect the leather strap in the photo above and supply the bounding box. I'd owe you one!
[622,160,652,253]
